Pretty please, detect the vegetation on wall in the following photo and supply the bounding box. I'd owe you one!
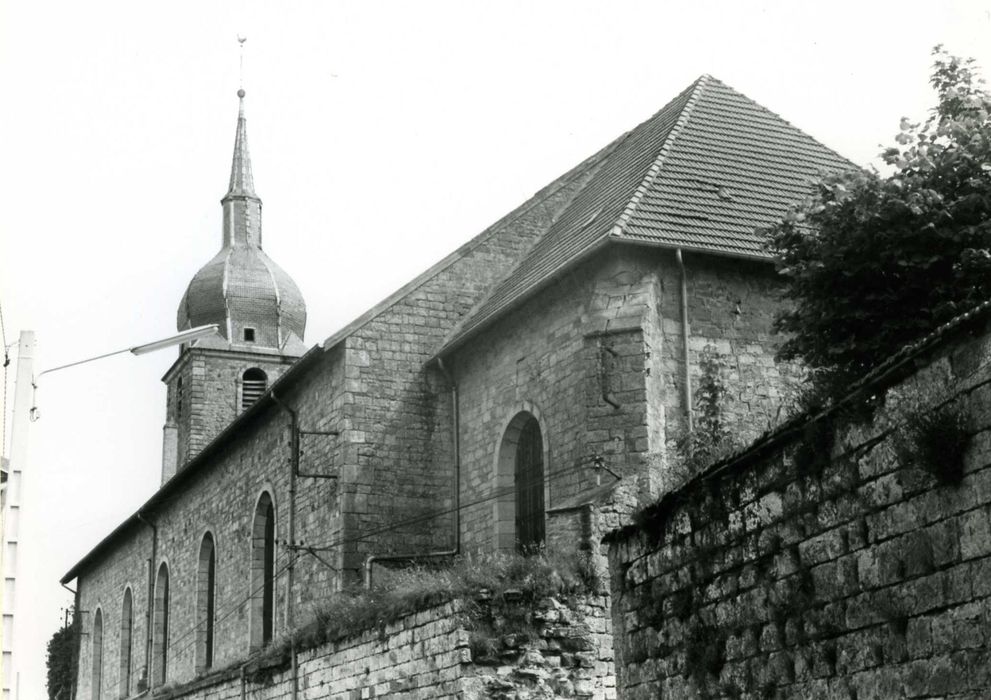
[678,350,741,475]
[242,549,599,681]
[767,47,991,392]
[895,397,970,484]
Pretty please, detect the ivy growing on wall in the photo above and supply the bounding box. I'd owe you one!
[677,349,742,475]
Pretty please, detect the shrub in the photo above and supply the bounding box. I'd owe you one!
[767,48,991,395]
[45,616,77,700]
[896,400,970,484]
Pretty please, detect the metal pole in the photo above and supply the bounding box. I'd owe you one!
[675,250,694,432]
[2,331,35,700]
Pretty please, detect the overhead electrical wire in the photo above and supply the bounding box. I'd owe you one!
[157,458,600,664]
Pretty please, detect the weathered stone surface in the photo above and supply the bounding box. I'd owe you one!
[86,596,615,700]
[607,319,991,697]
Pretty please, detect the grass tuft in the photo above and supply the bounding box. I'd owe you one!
[289,549,598,657]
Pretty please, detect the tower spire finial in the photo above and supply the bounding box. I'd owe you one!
[226,34,255,200]
[237,34,247,97]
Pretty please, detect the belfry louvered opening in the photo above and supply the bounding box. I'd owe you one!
[241,368,267,410]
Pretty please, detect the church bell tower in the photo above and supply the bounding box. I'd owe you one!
[161,88,308,482]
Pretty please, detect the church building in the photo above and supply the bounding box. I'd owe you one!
[62,75,851,698]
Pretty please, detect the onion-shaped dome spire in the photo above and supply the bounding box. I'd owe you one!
[177,90,307,355]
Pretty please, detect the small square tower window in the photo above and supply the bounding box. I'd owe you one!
[243,328,256,342]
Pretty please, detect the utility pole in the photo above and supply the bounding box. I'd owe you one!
[0,323,215,700]
[1,331,35,700]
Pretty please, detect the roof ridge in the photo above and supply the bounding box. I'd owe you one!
[703,75,859,170]
[437,148,617,350]
[318,138,619,352]
[608,74,711,239]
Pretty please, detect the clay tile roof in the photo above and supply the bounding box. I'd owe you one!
[440,75,855,354]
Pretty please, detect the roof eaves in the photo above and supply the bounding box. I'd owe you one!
[61,136,617,586]
[433,140,624,357]
[61,343,325,584]
[434,235,613,360]
[611,237,775,263]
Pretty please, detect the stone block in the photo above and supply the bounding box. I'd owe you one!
[959,507,991,560]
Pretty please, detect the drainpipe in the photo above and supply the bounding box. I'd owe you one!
[269,391,299,700]
[363,358,461,587]
[676,249,693,432]
[136,512,157,692]
[438,358,462,557]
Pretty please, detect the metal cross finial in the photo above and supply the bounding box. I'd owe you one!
[237,34,247,93]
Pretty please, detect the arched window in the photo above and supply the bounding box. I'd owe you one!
[241,368,267,410]
[250,492,276,649]
[152,563,170,686]
[495,411,546,553]
[119,589,133,697]
[92,607,103,700]
[196,533,216,671]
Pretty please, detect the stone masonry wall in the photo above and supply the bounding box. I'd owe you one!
[166,349,299,466]
[450,245,796,555]
[337,162,597,577]
[76,346,348,697]
[607,317,991,698]
[654,250,798,467]
[75,531,153,700]
[108,595,615,700]
[72,154,603,695]
[451,247,656,554]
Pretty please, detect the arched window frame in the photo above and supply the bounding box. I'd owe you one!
[152,562,170,687]
[119,587,134,698]
[493,404,549,553]
[240,368,268,411]
[195,532,217,672]
[249,490,277,650]
[92,606,104,700]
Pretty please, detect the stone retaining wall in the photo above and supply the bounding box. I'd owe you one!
[606,318,991,698]
[144,594,616,700]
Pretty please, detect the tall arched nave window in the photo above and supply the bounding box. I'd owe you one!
[250,491,276,649]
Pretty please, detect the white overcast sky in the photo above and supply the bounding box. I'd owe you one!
[2,1,990,696]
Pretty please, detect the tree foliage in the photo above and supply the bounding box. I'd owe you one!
[46,616,77,700]
[768,47,991,387]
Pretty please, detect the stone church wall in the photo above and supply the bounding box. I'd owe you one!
[654,251,799,456]
[74,530,153,700]
[165,349,299,467]
[449,246,796,555]
[606,316,991,698]
[76,344,348,695]
[451,247,649,553]
[73,155,601,695]
[336,164,596,576]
